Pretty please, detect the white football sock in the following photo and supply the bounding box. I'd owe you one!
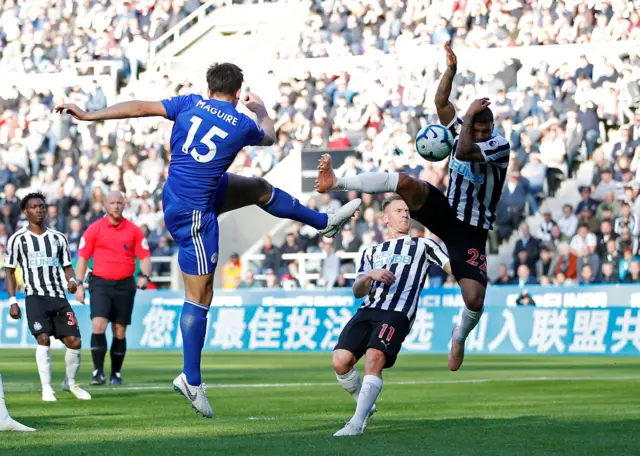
[0,374,8,420]
[65,349,82,387]
[456,307,484,342]
[337,172,399,193]
[336,368,362,402]
[35,345,52,388]
[350,375,383,428]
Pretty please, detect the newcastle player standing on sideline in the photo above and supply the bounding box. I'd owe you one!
[4,193,91,402]
[332,196,451,436]
[75,191,152,386]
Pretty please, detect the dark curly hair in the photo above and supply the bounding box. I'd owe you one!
[20,192,46,211]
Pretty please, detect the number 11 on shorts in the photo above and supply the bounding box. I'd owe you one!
[379,324,395,342]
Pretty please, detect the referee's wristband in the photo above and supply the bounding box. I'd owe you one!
[69,278,79,285]
[8,296,17,305]
[139,274,149,280]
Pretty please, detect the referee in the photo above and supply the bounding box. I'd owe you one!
[75,191,152,386]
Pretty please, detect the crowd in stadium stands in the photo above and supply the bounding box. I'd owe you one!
[0,0,212,77]
[294,0,640,59]
[1,0,639,290]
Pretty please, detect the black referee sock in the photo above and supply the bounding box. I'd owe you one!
[91,333,108,374]
[110,338,127,375]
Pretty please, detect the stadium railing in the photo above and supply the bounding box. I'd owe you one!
[150,0,219,59]
[243,252,360,286]
[149,41,639,82]
[149,256,174,284]
[150,0,305,62]
[2,61,119,109]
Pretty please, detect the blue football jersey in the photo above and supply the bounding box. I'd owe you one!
[161,94,265,210]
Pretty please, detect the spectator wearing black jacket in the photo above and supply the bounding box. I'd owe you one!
[575,186,599,215]
[596,220,617,258]
[513,223,540,271]
[599,262,619,284]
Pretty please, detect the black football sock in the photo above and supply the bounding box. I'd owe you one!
[110,338,127,375]
[91,333,107,374]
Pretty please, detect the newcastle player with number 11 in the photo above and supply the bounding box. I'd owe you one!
[332,196,451,436]
[4,193,91,403]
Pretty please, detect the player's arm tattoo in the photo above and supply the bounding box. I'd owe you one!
[434,67,457,125]
[455,114,485,162]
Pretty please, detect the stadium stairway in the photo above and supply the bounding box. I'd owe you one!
[150,0,310,74]
[212,150,303,288]
[486,161,595,280]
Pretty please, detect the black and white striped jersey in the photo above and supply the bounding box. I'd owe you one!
[4,228,73,298]
[446,116,510,230]
[357,236,449,321]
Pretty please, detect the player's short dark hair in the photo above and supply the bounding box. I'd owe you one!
[206,63,244,96]
[382,195,404,211]
[474,107,494,124]
[20,192,46,211]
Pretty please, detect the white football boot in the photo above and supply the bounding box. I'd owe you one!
[61,379,92,400]
[0,416,36,432]
[42,384,56,402]
[318,198,361,238]
[173,373,213,418]
[333,420,364,437]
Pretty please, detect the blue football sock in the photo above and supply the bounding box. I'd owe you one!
[260,187,328,230]
[180,300,209,386]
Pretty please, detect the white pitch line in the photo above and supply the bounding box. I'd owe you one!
[4,375,640,393]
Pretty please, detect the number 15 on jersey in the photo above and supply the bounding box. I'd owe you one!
[182,115,229,164]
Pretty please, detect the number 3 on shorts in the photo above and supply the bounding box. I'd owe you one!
[466,248,487,272]
[67,312,78,326]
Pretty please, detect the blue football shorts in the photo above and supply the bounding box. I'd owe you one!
[162,173,229,276]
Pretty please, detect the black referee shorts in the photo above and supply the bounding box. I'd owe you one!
[89,275,137,325]
[335,308,411,369]
[26,295,81,339]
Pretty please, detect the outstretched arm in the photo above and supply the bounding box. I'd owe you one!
[434,40,458,127]
[456,98,491,162]
[55,101,168,121]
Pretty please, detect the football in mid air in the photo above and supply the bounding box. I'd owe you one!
[415,124,453,162]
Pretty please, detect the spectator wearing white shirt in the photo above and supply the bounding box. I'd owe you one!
[570,223,598,256]
[320,238,340,290]
[536,210,557,244]
[557,204,578,238]
[538,127,567,196]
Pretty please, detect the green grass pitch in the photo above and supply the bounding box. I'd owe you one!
[1,350,639,455]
